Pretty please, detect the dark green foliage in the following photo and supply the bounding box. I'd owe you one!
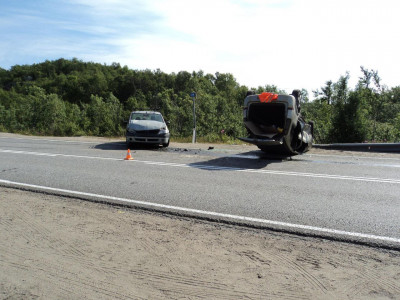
[304,67,400,143]
[0,59,247,140]
[301,101,333,143]
[328,91,368,143]
[0,59,399,143]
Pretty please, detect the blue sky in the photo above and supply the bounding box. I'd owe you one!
[1,0,399,95]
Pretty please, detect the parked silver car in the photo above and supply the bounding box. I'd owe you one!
[238,90,313,156]
[126,111,170,147]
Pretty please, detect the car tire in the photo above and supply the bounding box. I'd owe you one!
[162,139,170,147]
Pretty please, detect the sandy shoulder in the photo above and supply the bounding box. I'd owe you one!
[1,187,399,299]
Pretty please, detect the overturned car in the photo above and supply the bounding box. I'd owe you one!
[238,90,313,156]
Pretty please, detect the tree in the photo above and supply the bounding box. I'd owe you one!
[357,67,387,141]
[1,59,399,143]
[313,80,333,105]
[328,91,368,143]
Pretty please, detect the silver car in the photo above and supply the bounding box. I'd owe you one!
[126,111,170,147]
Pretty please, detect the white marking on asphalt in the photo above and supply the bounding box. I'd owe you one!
[0,149,120,161]
[1,179,399,245]
[3,135,400,161]
[0,136,97,144]
[1,149,400,184]
[307,153,400,161]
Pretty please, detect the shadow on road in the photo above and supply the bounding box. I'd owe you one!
[94,142,165,151]
[94,141,203,153]
[94,141,293,170]
[188,150,292,171]
[94,142,127,151]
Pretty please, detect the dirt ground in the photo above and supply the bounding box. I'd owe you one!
[1,187,399,299]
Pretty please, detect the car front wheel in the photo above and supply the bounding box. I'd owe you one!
[162,139,170,147]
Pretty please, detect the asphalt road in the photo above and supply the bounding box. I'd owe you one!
[1,133,400,249]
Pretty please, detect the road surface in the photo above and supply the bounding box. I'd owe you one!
[1,133,400,249]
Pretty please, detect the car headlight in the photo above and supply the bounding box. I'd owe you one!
[126,127,136,134]
[160,126,168,132]
[159,127,169,134]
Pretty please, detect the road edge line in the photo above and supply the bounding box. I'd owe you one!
[1,179,399,251]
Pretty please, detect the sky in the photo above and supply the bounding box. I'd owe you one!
[1,0,399,97]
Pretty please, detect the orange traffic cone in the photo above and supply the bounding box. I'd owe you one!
[124,149,134,160]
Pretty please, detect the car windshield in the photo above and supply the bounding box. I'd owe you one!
[131,113,163,122]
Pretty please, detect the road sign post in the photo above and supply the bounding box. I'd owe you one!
[190,92,196,143]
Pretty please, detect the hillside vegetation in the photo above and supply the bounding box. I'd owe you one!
[0,59,399,143]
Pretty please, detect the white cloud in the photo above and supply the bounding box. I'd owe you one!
[1,0,399,95]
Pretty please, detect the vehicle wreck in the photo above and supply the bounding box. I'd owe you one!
[126,111,170,148]
[238,90,313,156]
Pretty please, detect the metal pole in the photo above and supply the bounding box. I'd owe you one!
[192,94,196,143]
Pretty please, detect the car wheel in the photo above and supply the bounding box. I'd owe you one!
[162,139,170,147]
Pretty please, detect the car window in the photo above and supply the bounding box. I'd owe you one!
[130,113,143,120]
[149,114,163,122]
[130,113,164,122]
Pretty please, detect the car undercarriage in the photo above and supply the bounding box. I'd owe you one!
[238,90,313,156]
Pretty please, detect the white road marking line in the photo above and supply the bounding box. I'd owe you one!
[0,136,97,144]
[0,149,120,161]
[1,149,400,184]
[1,179,399,245]
[3,135,400,161]
[308,153,400,161]
[3,135,400,172]
[238,169,400,184]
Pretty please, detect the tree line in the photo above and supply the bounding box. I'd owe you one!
[303,67,400,143]
[0,58,399,143]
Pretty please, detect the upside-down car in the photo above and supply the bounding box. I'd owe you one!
[238,90,313,156]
